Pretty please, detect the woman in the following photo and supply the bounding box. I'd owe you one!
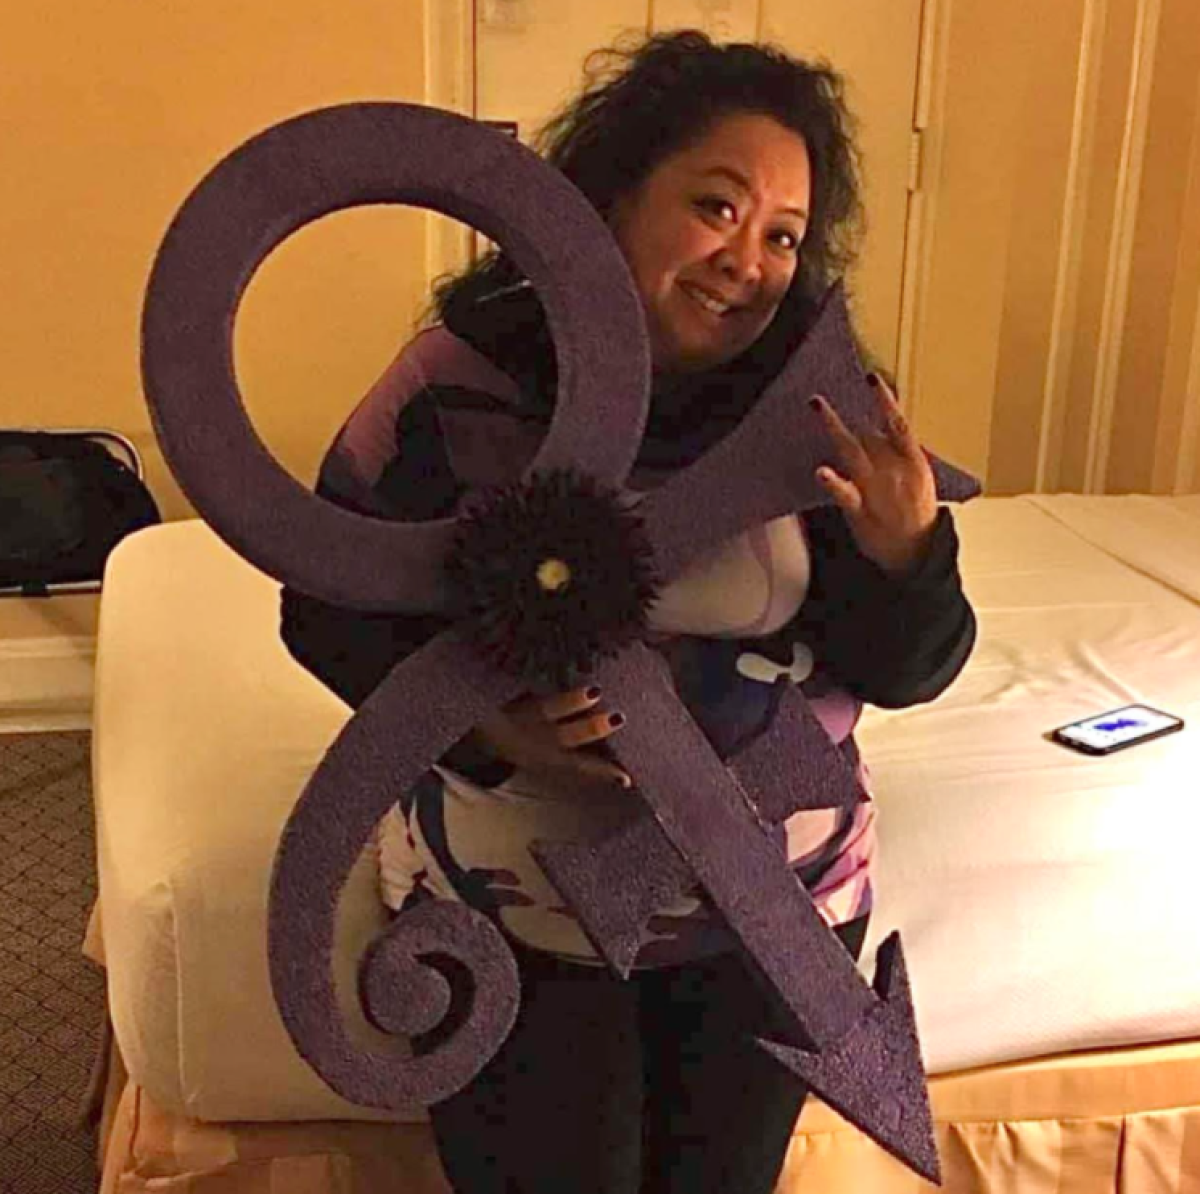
[282,29,975,1194]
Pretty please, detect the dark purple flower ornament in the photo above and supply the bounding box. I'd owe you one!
[446,468,661,688]
[141,103,979,1184]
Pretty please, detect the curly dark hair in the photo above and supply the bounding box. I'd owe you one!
[433,29,864,341]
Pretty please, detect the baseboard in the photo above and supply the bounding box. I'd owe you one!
[0,635,95,733]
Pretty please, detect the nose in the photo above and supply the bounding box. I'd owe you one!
[713,225,763,286]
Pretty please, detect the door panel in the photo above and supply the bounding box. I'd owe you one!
[472,1,922,375]
[472,2,649,261]
[760,1,924,372]
[475,0,650,147]
[652,0,759,42]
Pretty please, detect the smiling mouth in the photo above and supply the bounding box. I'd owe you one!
[680,283,739,318]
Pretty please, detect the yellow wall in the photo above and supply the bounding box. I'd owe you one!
[1117,0,1200,494]
[7,1,1197,649]
[1,1,429,639]
[910,0,1200,494]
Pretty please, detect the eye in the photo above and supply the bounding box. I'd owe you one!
[769,227,803,254]
[695,194,738,224]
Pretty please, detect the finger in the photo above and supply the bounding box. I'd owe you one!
[538,684,603,723]
[815,466,864,516]
[810,395,872,478]
[524,743,633,790]
[868,373,920,455]
[568,753,634,789]
[556,709,626,750]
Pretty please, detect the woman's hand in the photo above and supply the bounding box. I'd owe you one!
[471,685,632,790]
[809,374,938,575]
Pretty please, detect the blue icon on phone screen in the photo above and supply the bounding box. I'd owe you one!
[1095,717,1141,733]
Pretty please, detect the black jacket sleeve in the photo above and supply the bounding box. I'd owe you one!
[279,387,516,785]
[788,504,977,709]
[280,388,456,706]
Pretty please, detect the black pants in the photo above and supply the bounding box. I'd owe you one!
[429,917,869,1194]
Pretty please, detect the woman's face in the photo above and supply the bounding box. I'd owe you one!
[609,111,812,375]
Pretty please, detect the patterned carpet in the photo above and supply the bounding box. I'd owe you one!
[0,731,103,1194]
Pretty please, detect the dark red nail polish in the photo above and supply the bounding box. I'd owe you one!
[585,686,602,700]
[608,713,626,729]
[808,396,822,411]
[866,373,880,387]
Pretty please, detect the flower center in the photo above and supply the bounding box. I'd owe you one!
[445,468,660,686]
[536,557,572,593]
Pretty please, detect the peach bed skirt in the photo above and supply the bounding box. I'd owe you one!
[96,1035,1200,1193]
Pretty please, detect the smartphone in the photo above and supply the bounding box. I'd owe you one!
[1050,703,1185,756]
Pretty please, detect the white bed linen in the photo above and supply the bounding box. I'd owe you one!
[93,523,387,1122]
[92,496,1200,1121]
[860,494,1200,1073]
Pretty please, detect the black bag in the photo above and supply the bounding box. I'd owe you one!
[0,431,161,593]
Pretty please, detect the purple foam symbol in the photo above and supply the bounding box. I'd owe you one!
[140,101,978,1181]
[530,683,867,977]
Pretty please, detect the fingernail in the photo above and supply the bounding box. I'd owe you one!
[615,774,633,789]
[808,396,822,411]
[866,373,880,387]
[608,713,626,729]
[585,686,602,700]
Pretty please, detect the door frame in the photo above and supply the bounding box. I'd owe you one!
[424,0,943,428]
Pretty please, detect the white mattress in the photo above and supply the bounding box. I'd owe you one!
[860,494,1200,1072]
[92,495,1200,1122]
[93,522,384,1123]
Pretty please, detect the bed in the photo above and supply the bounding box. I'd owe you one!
[86,493,1200,1191]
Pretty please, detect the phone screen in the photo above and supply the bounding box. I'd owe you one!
[1053,704,1184,754]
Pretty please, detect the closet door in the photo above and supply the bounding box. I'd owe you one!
[468,0,924,375]
[756,1,925,373]
[905,0,1200,493]
[474,0,650,147]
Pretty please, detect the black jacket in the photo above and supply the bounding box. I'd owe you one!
[280,288,977,782]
